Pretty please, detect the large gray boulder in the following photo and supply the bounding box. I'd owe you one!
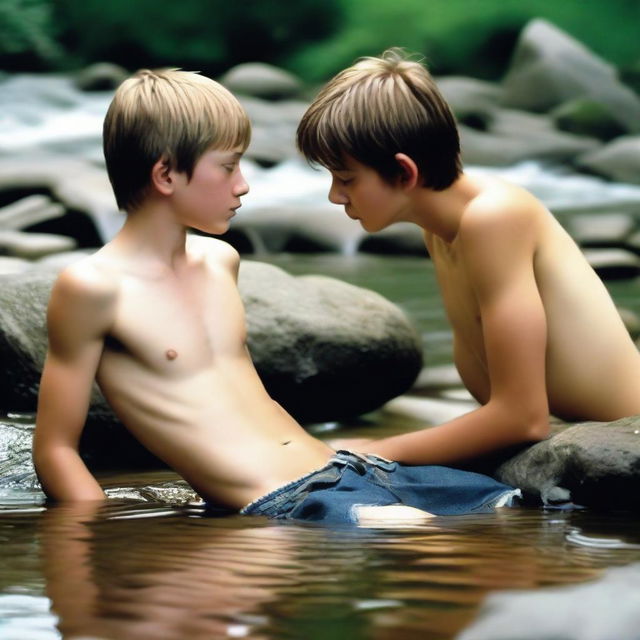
[493,417,640,510]
[501,19,640,133]
[240,261,423,420]
[457,563,640,640]
[0,260,422,430]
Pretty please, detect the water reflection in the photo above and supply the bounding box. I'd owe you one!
[27,501,640,640]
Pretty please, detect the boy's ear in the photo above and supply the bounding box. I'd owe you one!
[150,156,175,196]
[395,153,419,190]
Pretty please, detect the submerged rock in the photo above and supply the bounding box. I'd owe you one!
[0,419,38,490]
[0,261,422,466]
[457,563,640,640]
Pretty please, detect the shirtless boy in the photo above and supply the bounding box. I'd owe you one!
[296,49,640,466]
[32,69,517,524]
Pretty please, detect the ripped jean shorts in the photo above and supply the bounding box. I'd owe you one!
[240,451,521,525]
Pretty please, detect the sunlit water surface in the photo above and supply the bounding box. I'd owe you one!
[2,255,640,639]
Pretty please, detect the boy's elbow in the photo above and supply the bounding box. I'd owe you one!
[521,412,550,443]
[493,398,550,444]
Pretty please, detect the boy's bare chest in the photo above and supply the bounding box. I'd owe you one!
[105,269,247,373]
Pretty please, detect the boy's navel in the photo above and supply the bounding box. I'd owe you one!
[166,349,178,360]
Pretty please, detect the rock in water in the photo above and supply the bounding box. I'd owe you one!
[239,261,423,422]
[0,271,55,411]
[494,416,640,510]
[576,135,640,185]
[457,563,640,640]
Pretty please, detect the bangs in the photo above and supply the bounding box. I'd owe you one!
[203,96,252,152]
[168,77,252,173]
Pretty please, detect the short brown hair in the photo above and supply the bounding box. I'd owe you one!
[103,69,251,212]
[297,49,461,190]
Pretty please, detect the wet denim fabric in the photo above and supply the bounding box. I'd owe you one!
[240,451,520,524]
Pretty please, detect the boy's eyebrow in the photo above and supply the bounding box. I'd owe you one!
[219,151,243,161]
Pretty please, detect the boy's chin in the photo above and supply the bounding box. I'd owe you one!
[191,221,231,237]
[360,220,388,233]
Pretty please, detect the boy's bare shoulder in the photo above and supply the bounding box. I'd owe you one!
[50,253,119,309]
[187,235,240,271]
[458,178,545,242]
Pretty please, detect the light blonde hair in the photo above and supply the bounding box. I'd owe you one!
[103,69,251,212]
[297,48,461,190]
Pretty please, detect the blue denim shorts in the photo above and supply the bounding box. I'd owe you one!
[240,451,520,524]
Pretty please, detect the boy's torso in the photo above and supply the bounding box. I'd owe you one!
[86,236,332,509]
[424,179,640,422]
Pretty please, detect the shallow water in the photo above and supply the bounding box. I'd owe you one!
[2,254,640,638]
[2,493,640,640]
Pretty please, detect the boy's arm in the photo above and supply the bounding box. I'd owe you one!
[364,201,550,465]
[33,266,115,501]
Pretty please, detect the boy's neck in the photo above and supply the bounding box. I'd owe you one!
[410,172,480,243]
[115,198,190,270]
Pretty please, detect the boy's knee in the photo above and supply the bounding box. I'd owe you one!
[353,504,434,527]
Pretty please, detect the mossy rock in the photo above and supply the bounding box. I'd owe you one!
[551,98,626,141]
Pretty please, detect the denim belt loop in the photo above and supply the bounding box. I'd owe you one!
[334,450,369,475]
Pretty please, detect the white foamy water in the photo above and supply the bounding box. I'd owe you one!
[2,72,640,249]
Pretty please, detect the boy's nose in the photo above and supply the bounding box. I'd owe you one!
[328,181,348,205]
[235,173,250,196]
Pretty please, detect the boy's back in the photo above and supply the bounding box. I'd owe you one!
[427,173,640,421]
[296,49,640,466]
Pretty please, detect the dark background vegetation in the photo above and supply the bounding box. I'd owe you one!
[1,0,639,81]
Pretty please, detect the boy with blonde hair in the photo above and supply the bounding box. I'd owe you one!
[297,49,640,466]
[32,68,518,523]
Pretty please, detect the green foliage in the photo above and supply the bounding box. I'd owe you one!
[49,0,342,74]
[288,0,640,82]
[2,0,638,83]
[0,0,62,69]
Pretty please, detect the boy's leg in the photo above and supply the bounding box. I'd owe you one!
[353,504,435,527]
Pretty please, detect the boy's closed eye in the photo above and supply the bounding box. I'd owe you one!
[334,173,354,185]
